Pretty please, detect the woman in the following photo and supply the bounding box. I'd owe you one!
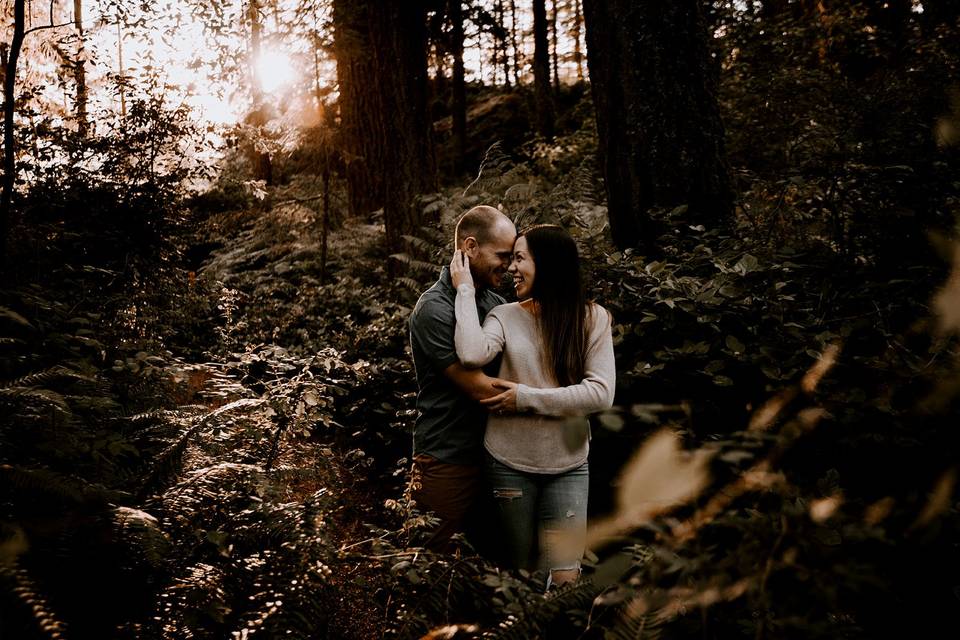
[450,224,615,588]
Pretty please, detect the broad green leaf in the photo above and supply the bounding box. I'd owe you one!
[725,335,745,353]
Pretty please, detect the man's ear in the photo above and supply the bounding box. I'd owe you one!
[463,237,479,257]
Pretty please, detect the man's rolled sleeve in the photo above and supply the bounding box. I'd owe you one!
[410,298,458,371]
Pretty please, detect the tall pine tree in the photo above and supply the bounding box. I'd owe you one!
[583,0,732,249]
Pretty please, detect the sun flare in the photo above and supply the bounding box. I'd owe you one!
[256,50,298,94]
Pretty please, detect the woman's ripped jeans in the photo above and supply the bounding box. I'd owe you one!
[486,454,588,587]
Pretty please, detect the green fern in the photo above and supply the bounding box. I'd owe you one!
[400,234,435,254]
[487,579,601,640]
[136,422,202,500]
[0,387,71,414]
[0,306,36,330]
[389,253,439,276]
[112,506,171,570]
[462,141,512,197]
[0,564,68,640]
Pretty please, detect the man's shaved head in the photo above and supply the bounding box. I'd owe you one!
[454,205,516,289]
[455,205,514,247]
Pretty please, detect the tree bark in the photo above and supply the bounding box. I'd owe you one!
[73,0,88,136]
[334,0,437,252]
[572,0,583,80]
[532,0,555,138]
[450,0,467,168]
[550,0,560,90]
[583,0,733,249]
[509,0,521,85]
[497,0,511,87]
[116,19,126,120]
[246,0,272,184]
[1,0,26,260]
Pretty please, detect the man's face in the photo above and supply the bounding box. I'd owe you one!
[467,221,516,289]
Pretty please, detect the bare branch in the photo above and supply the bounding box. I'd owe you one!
[23,21,73,38]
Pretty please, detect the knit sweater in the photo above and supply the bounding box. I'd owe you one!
[455,284,616,474]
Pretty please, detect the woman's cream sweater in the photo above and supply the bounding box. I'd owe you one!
[455,284,616,473]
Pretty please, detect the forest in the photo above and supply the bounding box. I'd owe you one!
[1,0,959,638]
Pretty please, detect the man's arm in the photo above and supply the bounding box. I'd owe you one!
[442,363,503,402]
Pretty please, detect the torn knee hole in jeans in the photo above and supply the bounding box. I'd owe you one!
[492,487,523,500]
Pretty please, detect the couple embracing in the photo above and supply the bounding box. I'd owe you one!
[408,205,615,588]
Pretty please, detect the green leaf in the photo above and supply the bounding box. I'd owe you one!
[733,253,760,275]
[719,285,742,298]
[725,335,745,353]
[0,306,34,330]
[598,412,625,432]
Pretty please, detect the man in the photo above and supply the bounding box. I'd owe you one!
[408,205,517,550]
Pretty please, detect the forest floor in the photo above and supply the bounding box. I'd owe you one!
[177,188,500,636]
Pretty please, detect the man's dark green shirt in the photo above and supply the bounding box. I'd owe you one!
[409,267,505,465]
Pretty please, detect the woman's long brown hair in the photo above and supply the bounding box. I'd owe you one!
[521,224,590,386]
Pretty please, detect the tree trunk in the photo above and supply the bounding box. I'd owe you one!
[497,0,511,87]
[334,0,437,253]
[116,19,126,120]
[582,0,733,249]
[1,0,26,260]
[532,0,555,138]
[510,0,521,85]
[573,0,583,80]
[550,0,560,90]
[247,0,273,184]
[334,0,383,218]
[450,0,467,169]
[73,0,88,136]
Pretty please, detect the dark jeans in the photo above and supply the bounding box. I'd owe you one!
[486,454,589,573]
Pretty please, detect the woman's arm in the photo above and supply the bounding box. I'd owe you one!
[514,307,615,416]
[450,250,506,368]
[454,283,506,367]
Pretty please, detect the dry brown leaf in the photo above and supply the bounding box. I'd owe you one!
[932,243,960,333]
[910,467,957,531]
[588,429,712,548]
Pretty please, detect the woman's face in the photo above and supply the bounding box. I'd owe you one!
[508,235,535,300]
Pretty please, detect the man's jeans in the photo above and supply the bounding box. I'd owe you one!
[486,454,589,575]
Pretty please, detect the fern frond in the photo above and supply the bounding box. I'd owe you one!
[0,465,132,506]
[390,254,437,276]
[157,462,264,522]
[0,564,68,639]
[0,306,35,330]
[0,387,71,413]
[156,563,230,633]
[396,277,423,292]
[121,409,172,426]
[463,141,511,196]
[400,234,435,253]
[488,579,601,640]
[136,423,201,500]
[603,598,665,640]
[112,506,171,570]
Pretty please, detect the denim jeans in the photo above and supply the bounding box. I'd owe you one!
[486,454,589,574]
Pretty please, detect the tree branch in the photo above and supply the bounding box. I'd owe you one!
[23,21,74,38]
[272,193,327,208]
